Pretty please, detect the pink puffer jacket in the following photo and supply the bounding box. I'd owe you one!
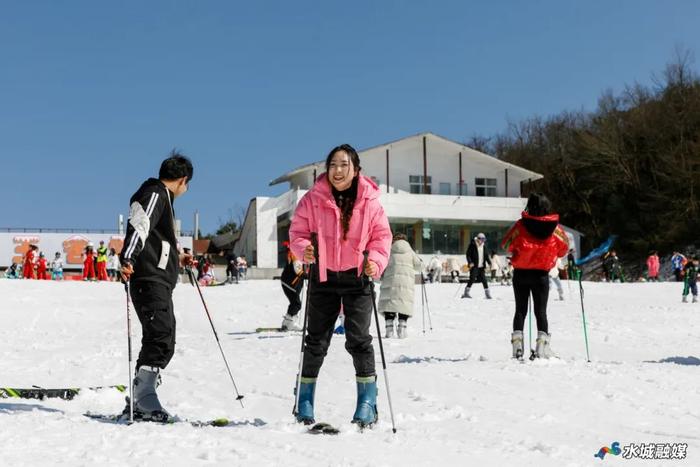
[289,174,392,282]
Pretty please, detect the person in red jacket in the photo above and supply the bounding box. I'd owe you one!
[501,193,569,360]
[23,244,38,279]
[36,252,49,280]
[82,243,96,281]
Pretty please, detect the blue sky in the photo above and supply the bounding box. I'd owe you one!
[2,0,698,235]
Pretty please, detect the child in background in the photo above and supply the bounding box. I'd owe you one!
[682,257,699,303]
[5,262,19,279]
[36,252,49,280]
[83,243,96,281]
[51,252,64,280]
[107,248,120,281]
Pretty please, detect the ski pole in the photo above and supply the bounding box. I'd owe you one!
[124,281,134,424]
[186,267,245,408]
[422,275,433,331]
[528,295,536,360]
[293,233,316,418]
[363,251,397,434]
[578,275,591,362]
[421,273,426,334]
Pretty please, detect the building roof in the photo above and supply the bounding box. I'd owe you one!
[269,131,543,186]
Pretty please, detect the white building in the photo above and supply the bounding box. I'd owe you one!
[236,132,579,270]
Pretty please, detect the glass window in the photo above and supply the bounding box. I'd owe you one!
[439,182,451,195]
[475,177,497,197]
[389,223,416,249]
[409,175,431,194]
[420,223,461,254]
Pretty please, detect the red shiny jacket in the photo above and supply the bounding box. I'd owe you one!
[501,212,569,271]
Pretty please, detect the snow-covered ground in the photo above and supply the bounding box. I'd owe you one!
[1,278,699,466]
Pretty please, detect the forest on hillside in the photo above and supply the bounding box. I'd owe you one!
[474,51,700,266]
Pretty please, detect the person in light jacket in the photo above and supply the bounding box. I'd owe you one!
[378,233,422,339]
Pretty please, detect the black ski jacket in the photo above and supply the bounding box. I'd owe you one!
[466,239,491,269]
[120,178,180,289]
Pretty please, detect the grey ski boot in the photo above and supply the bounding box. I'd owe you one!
[535,331,555,359]
[485,288,492,300]
[511,331,524,360]
[461,287,472,299]
[385,321,395,338]
[397,319,408,339]
[130,366,170,421]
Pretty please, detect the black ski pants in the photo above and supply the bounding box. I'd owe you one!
[130,281,176,370]
[282,279,303,317]
[467,266,489,289]
[302,269,375,378]
[512,269,550,334]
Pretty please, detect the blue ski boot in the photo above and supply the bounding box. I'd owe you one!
[352,376,378,427]
[295,377,316,425]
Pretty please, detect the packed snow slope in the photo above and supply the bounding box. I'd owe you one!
[1,279,699,466]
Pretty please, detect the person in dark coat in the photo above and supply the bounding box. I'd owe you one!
[280,241,304,331]
[461,233,492,299]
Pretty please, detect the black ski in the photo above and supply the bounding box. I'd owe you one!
[1,385,126,401]
[308,422,340,435]
[83,412,231,427]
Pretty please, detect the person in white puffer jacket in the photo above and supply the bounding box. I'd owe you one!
[107,248,121,282]
[378,233,422,338]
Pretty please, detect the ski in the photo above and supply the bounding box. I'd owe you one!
[255,327,300,333]
[83,412,231,427]
[0,385,126,401]
[308,422,340,435]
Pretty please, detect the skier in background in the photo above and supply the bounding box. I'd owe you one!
[36,252,49,280]
[51,252,64,280]
[646,250,660,282]
[225,251,238,284]
[502,192,569,360]
[82,243,96,281]
[549,256,565,301]
[23,244,37,279]
[96,240,109,281]
[107,248,120,281]
[462,233,492,299]
[671,251,687,282]
[604,250,624,282]
[682,257,699,303]
[378,233,421,339]
[279,241,304,331]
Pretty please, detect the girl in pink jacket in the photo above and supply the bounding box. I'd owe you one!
[289,143,392,428]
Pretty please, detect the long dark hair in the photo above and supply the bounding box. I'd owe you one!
[325,144,361,240]
[525,192,552,217]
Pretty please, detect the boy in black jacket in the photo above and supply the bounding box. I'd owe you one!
[120,153,193,421]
